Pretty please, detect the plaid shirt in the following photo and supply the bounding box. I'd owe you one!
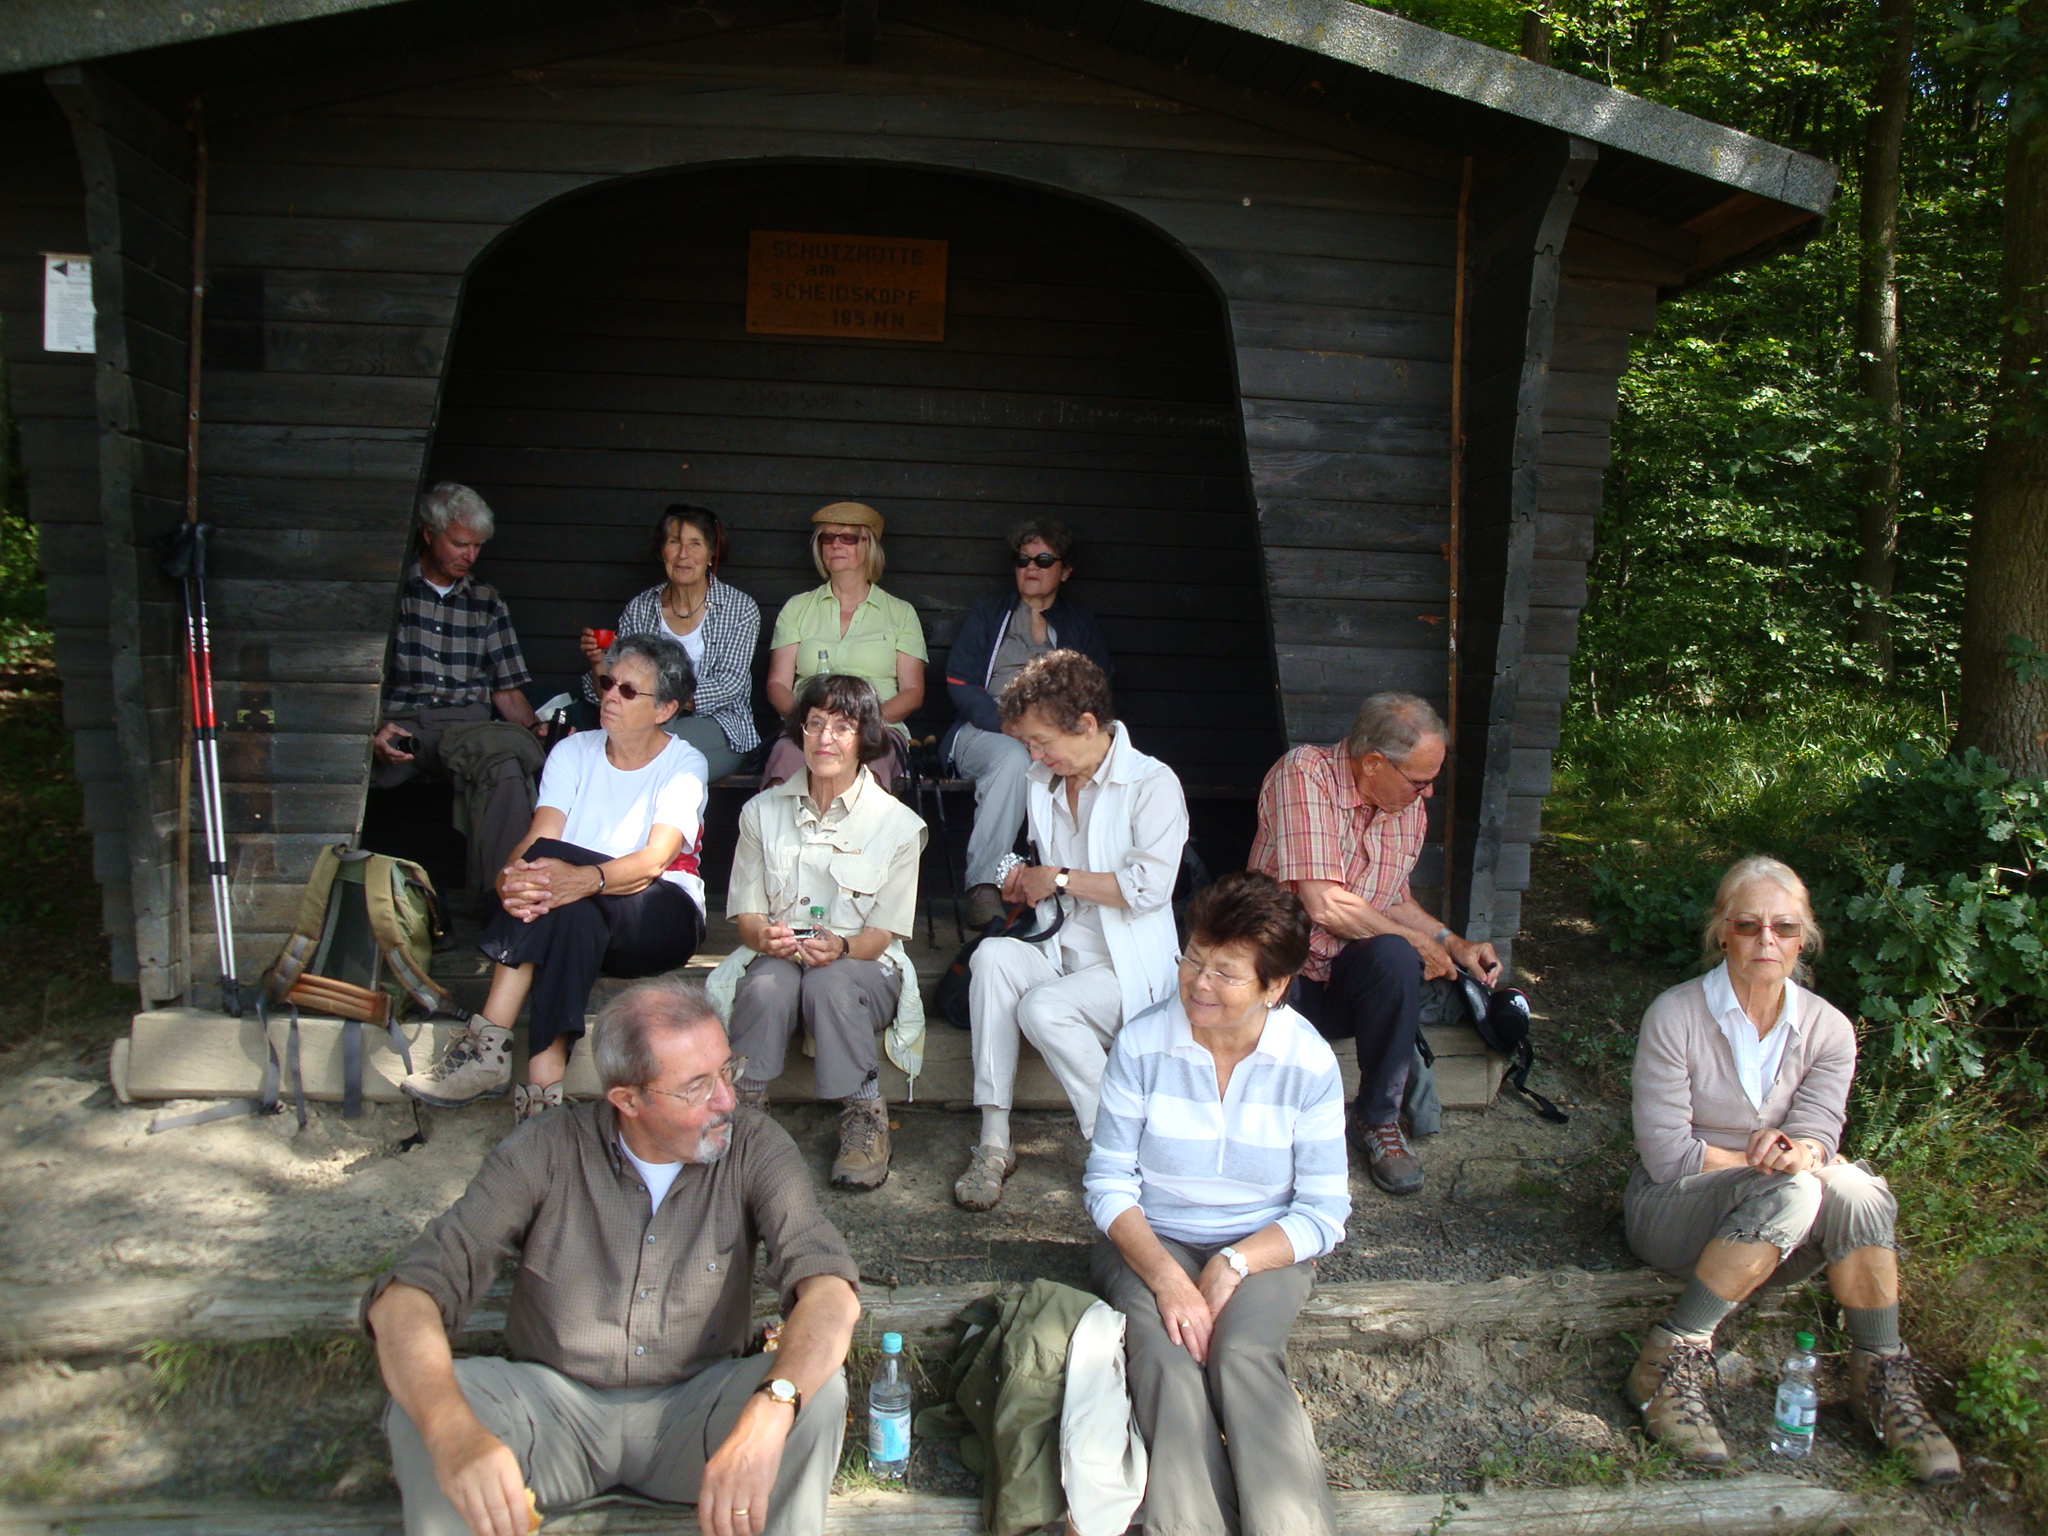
[362,1101,859,1391]
[582,578,763,753]
[384,562,531,715]
[1249,742,1427,983]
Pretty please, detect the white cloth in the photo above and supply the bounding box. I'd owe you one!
[1022,721,1186,1025]
[675,623,707,668]
[1700,961,1804,1111]
[968,936,1124,1132]
[535,730,707,910]
[1060,1300,1147,1536]
[617,1136,682,1211]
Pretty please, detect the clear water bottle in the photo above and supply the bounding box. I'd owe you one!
[867,1331,913,1479]
[1770,1331,1819,1458]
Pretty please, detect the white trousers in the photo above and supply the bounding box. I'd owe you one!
[968,935,1123,1135]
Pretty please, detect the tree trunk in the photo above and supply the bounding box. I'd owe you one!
[1956,0,2048,776]
[1851,0,1913,671]
[1520,5,1551,65]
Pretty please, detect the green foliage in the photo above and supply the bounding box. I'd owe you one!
[1957,1341,2047,1438]
[0,350,50,670]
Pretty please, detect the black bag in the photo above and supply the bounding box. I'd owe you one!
[936,898,1067,1029]
[1454,970,1568,1124]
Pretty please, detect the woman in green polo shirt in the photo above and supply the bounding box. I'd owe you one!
[762,502,927,788]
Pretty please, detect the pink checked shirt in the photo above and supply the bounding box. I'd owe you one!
[1249,742,1428,983]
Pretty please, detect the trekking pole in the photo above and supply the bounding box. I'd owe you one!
[163,520,242,1016]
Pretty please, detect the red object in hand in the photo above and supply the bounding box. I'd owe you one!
[591,628,616,649]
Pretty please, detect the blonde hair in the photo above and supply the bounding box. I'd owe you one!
[809,525,885,584]
[1701,855,1822,980]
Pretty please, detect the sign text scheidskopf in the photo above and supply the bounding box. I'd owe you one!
[746,231,946,343]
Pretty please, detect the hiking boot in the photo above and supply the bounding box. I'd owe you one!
[831,1098,891,1190]
[965,884,1004,930]
[735,1084,771,1112]
[1626,1325,1729,1465]
[1353,1116,1424,1195]
[513,1081,563,1124]
[954,1143,1017,1211]
[1849,1346,1961,1483]
[401,1021,513,1107]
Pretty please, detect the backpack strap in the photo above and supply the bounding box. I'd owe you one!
[362,853,468,1020]
[147,993,296,1134]
[267,843,349,1003]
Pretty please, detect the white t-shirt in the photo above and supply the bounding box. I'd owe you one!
[536,730,707,911]
[618,1136,683,1210]
[671,621,707,669]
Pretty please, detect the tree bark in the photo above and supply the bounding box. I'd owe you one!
[1520,5,1551,65]
[1851,0,1913,671]
[1956,0,2048,776]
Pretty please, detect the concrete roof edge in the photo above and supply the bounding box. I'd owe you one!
[1151,0,1838,213]
[0,0,415,76]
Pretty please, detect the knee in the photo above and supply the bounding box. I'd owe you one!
[1014,983,1069,1043]
[1204,1328,1284,1392]
[1352,934,1423,986]
[1819,1163,1897,1224]
[735,960,801,1015]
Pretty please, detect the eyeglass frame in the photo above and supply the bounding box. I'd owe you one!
[1013,552,1063,569]
[816,530,869,548]
[1367,751,1438,793]
[594,673,657,703]
[1727,918,1805,940]
[1174,951,1260,990]
[801,714,859,740]
[639,1055,748,1108]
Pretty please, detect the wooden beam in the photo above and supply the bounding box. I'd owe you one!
[842,0,879,63]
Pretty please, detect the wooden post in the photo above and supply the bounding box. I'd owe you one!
[1441,156,1472,923]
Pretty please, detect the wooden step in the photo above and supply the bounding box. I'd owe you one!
[0,1477,1879,1536]
[1,1268,1681,1361]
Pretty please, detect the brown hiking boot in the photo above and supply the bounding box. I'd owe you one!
[735,1084,770,1112]
[401,1021,513,1107]
[512,1080,563,1125]
[832,1098,891,1190]
[1626,1325,1730,1465]
[1849,1347,1961,1483]
[1352,1115,1424,1195]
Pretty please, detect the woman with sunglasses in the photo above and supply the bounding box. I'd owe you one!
[578,503,761,784]
[1622,855,1957,1482]
[941,519,1113,930]
[761,502,926,789]
[400,633,709,1125]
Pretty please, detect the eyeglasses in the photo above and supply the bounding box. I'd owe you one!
[1728,918,1804,939]
[595,674,654,702]
[1013,552,1062,569]
[1374,755,1437,792]
[802,716,858,740]
[641,1056,747,1108]
[1175,952,1259,990]
[818,531,868,548]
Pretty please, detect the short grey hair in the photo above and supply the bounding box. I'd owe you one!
[418,482,495,540]
[607,631,696,714]
[590,975,724,1092]
[1344,692,1447,763]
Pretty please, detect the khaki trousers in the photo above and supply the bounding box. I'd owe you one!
[1091,1235,1334,1536]
[727,954,899,1100]
[385,1354,847,1536]
[1624,1159,1898,1281]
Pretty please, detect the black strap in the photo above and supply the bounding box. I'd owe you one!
[1502,1040,1569,1124]
[341,1017,364,1120]
[148,993,289,1134]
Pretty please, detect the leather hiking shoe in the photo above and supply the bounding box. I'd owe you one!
[1354,1116,1424,1195]
[513,1081,563,1124]
[954,1143,1017,1211]
[831,1099,891,1190]
[1627,1325,1729,1465]
[965,884,1004,930]
[1850,1347,1961,1483]
[735,1084,770,1112]
[402,1021,513,1107]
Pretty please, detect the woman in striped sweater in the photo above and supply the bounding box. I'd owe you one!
[1083,871,1350,1536]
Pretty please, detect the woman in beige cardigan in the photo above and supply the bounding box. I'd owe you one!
[1623,856,1957,1482]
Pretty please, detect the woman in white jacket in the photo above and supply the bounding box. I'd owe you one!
[956,649,1188,1211]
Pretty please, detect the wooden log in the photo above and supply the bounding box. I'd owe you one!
[0,1475,1872,1536]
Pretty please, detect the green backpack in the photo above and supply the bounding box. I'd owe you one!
[267,845,462,1025]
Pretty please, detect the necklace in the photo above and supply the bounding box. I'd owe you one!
[664,584,707,625]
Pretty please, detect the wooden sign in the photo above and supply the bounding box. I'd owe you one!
[746,231,947,343]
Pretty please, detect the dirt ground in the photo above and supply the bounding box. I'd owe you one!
[0,848,2016,1531]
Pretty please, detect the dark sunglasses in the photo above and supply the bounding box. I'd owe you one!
[1729,918,1803,939]
[1013,552,1062,569]
[818,530,868,547]
[594,673,653,702]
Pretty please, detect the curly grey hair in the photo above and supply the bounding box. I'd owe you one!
[606,631,696,715]
[418,482,495,540]
[1344,691,1447,763]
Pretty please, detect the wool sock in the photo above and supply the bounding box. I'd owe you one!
[1844,1303,1902,1356]
[845,1081,881,1103]
[1664,1275,1740,1341]
[980,1106,1012,1151]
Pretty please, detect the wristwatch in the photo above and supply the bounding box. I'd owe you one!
[754,1377,802,1412]
[1218,1245,1250,1280]
[1433,926,1455,946]
[1054,868,1071,892]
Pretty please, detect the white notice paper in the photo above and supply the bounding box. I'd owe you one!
[43,253,95,353]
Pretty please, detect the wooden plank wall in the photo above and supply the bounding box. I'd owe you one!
[427,161,1282,787]
[0,91,134,977]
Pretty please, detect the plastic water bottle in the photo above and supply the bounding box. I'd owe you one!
[1770,1331,1819,1458]
[867,1332,913,1479]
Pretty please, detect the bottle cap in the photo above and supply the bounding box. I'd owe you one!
[1795,1331,1815,1349]
[882,1332,903,1353]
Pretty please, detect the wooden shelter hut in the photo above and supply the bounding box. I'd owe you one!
[3,0,1834,1007]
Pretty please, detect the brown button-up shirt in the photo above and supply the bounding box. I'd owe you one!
[362,1102,860,1390]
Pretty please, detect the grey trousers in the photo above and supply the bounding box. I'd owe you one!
[1625,1159,1898,1282]
[385,1354,847,1536]
[371,703,538,903]
[666,714,745,786]
[728,954,899,1099]
[1091,1235,1335,1536]
[950,722,1033,889]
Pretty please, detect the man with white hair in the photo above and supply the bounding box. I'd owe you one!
[364,976,862,1536]
[372,482,544,907]
[1250,691,1502,1197]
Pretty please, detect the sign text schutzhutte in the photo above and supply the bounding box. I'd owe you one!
[746,231,947,343]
